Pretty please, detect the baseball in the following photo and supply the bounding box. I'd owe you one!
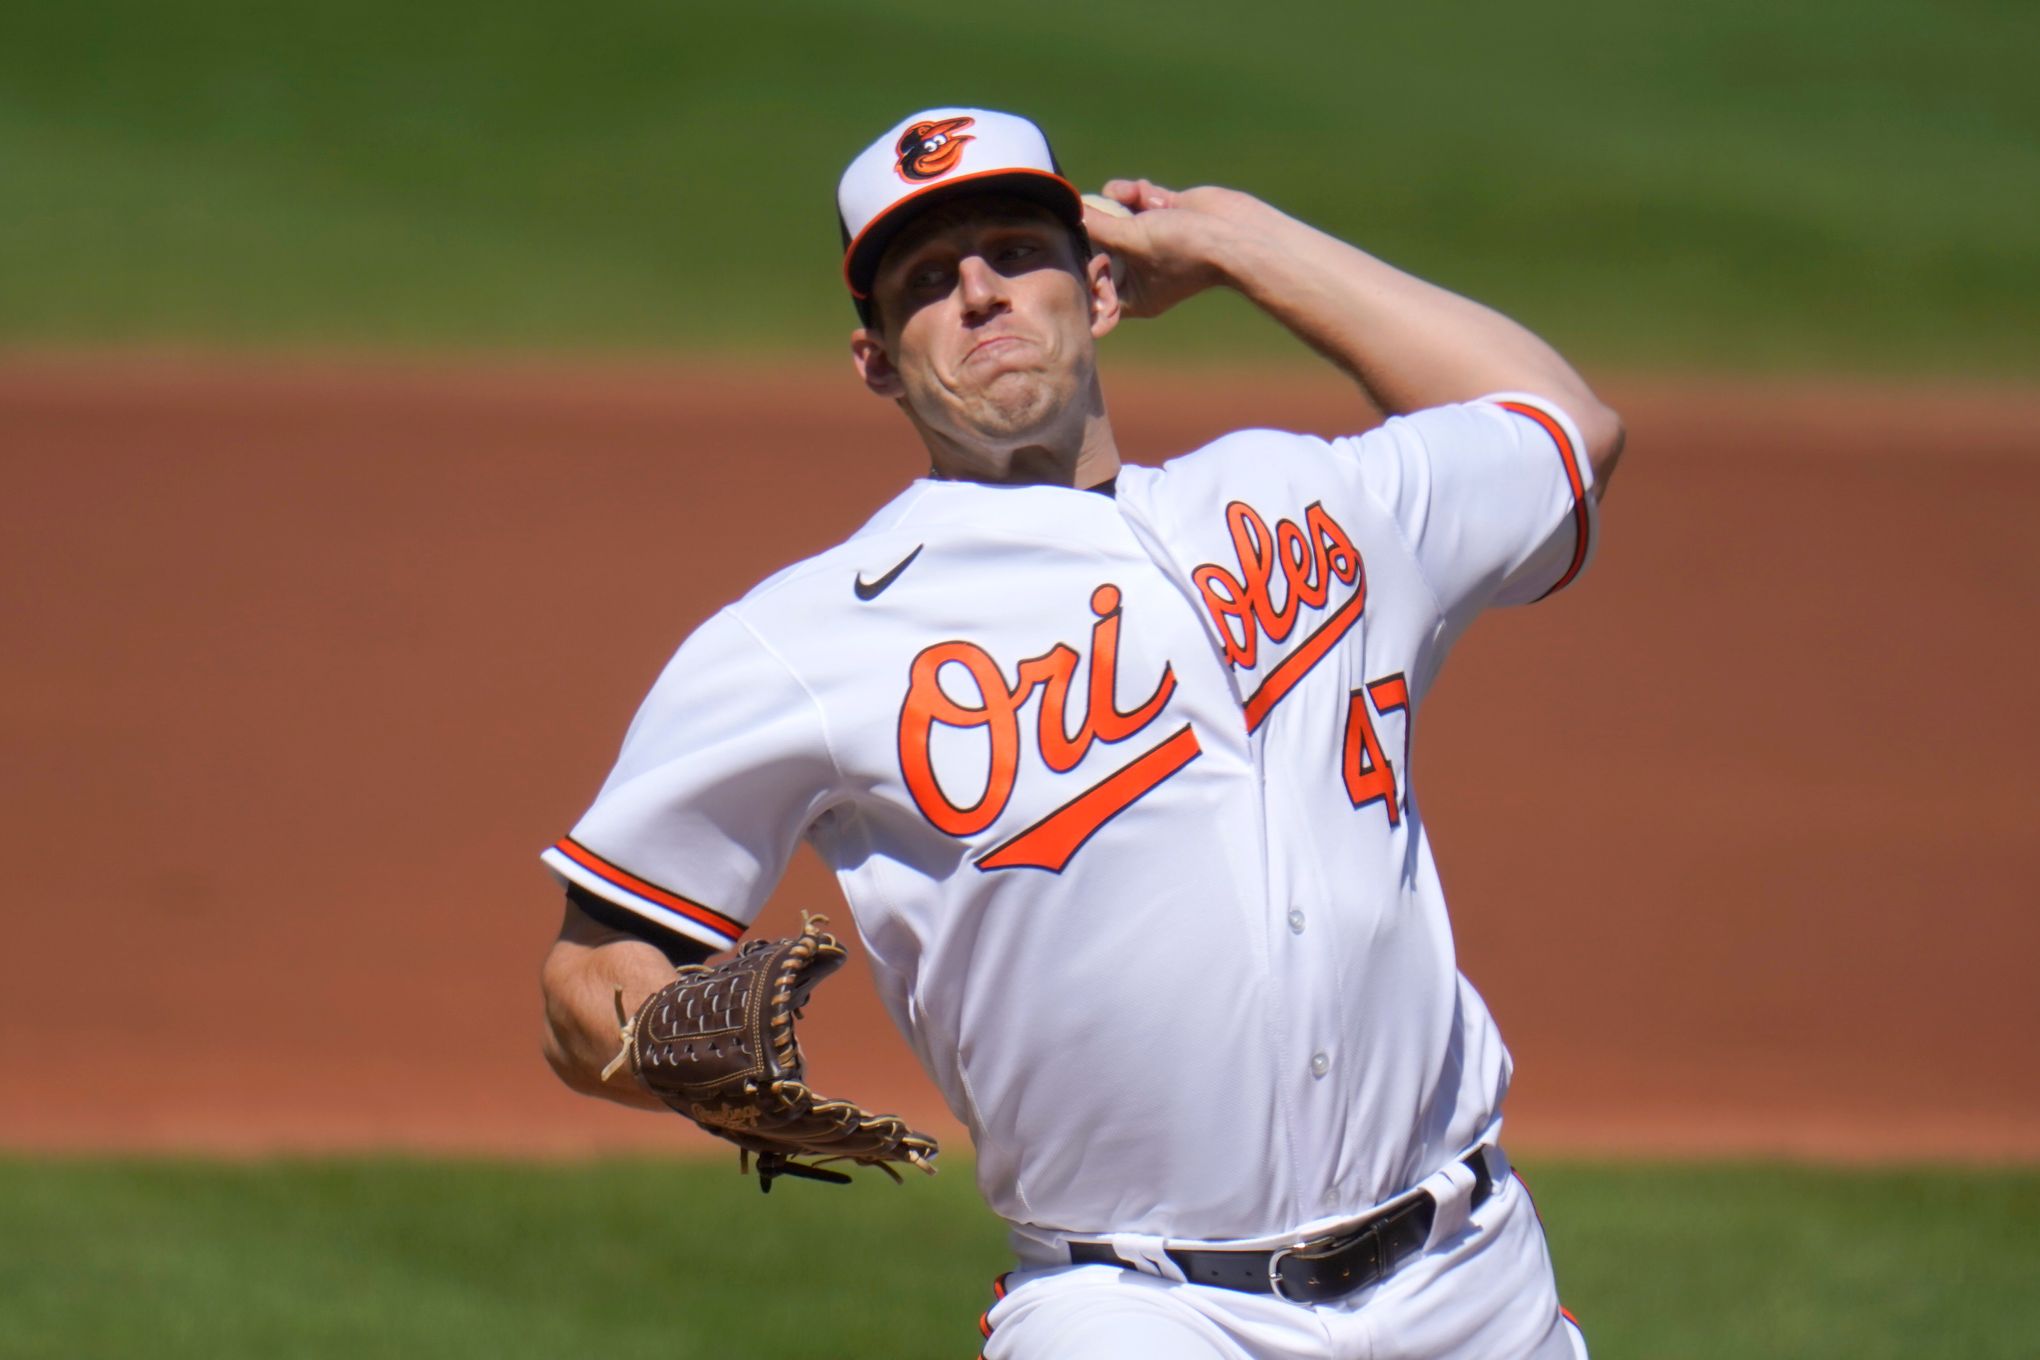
[1082,191,1134,218]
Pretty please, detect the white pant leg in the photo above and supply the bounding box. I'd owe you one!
[1325,1172,1588,1360]
[982,1265,1268,1360]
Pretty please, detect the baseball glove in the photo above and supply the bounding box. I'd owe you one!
[601,913,939,1192]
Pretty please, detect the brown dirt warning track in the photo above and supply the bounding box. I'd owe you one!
[3,354,2036,1162]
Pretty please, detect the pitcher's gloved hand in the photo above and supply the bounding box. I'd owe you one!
[604,914,940,1192]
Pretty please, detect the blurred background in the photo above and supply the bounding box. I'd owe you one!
[7,0,2036,370]
[3,1,2037,1356]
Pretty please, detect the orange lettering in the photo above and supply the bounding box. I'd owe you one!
[1341,672,1411,827]
[897,584,1178,851]
[1194,500,1362,678]
[1087,584,1175,741]
[898,642,1025,837]
[976,725,1202,873]
[1196,500,1368,733]
[1308,503,1359,586]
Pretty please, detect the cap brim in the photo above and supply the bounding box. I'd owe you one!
[842,168,1083,300]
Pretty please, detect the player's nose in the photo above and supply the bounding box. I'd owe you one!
[956,254,1009,317]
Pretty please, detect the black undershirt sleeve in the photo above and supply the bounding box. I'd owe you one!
[565,883,716,966]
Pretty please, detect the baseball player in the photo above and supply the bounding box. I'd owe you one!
[539,107,1623,1358]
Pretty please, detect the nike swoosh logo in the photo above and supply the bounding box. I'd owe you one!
[854,545,923,601]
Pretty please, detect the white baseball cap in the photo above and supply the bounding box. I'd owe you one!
[838,107,1085,305]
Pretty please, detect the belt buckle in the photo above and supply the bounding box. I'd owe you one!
[1265,1240,1307,1303]
[1266,1222,1384,1305]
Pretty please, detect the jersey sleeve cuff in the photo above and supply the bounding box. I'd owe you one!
[540,835,746,953]
[1478,391,1597,601]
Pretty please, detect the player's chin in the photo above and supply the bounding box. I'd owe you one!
[965,374,1065,438]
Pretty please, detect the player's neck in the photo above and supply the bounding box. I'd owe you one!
[919,389,1122,491]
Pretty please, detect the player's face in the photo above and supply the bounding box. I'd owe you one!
[856,199,1118,454]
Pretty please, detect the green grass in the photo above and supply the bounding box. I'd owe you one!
[0,1157,1009,1359]
[2,0,2036,373]
[1534,1163,2040,1358]
[0,1158,2035,1358]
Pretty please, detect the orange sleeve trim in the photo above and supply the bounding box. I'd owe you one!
[549,836,743,941]
[1496,400,1591,600]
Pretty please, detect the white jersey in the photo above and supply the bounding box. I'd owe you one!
[543,394,1595,1244]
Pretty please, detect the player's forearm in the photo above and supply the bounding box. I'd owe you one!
[1212,197,1622,472]
[539,928,674,1111]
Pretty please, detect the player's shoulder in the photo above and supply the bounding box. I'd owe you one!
[1125,400,1582,513]
[717,482,944,623]
[1377,393,1587,455]
[1240,396,1586,478]
[1357,396,1593,507]
[1141,414,1494,482]
[1129,427,1333,496]
[731,533,902,615]
[1162,426,1333,470]
[1140,398,1581,476]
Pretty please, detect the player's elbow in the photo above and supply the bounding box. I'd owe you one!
[538,943,612,1097]
[539,1017,593,1097]
[541,1023,597,1097]
[1577,398,1625,502]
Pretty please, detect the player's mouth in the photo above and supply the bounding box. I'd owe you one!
[963,334,1030,367]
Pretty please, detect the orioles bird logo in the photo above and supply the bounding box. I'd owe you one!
[894,116,976,182]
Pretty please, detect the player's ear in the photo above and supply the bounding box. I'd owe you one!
[851,328,906,400]
[1086,251,1121,341]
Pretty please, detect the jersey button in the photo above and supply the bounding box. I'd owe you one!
[1310,1051,1330,1079]
[1288,909,1306,935]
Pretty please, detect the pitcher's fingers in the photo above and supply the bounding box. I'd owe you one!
[1102,178,1175,211]
[1097,180,1144,211]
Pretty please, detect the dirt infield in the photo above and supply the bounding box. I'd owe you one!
[3,355,2035,1161]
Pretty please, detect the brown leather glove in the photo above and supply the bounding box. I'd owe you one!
[603,914,939,1192]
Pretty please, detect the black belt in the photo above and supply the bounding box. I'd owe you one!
[1067,1149,1494,1305]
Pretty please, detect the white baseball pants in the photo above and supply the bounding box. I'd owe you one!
[978,1172,1587,1360]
